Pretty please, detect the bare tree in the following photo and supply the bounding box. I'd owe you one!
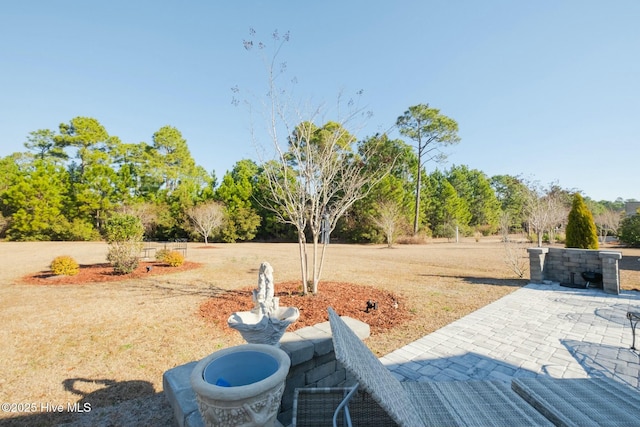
[261,120,391,294]
[503,239,529,278]
[523,184,568,247]
[187,201,225,245]
[371,199,405,248]
[498,211,512,242]
[242,29,392,294]
[118,202,160,238]
[595,209,622,244]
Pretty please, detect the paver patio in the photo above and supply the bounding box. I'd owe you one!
[380,282,640,389]
[166,281,640,427]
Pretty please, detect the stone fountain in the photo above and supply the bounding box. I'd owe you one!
[190,343,290,427]
[228,262,299,346]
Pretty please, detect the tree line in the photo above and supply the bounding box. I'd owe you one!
[0,115,631,245]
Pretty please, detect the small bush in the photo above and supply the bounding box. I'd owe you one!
[107,244,142,274]
[396,233,431,245]
[434,223,457,240]
[503,241,528,279]
[155,248,171,262]
[104,214,144,243]
[163,251,184,267]
[619,215,640,247]
[475,224,496,237]
[50,255,80,276]
[105,214,144,274]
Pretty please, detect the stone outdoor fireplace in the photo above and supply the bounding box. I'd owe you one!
[527,247,622,294]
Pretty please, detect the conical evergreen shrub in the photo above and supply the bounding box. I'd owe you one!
[565,193,599,249]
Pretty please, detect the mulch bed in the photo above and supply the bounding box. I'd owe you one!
[19,261,410,334]
[20,261,202,285]
[198,280,411,334]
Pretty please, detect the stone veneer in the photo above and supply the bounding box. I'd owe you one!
[163,316,369,427]
[527,247,622,294]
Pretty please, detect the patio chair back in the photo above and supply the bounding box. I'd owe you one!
[328,307,426,427]
[328,308,554,427]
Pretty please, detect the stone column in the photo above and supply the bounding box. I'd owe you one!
[598,251,622,295]
[527,247,549,284]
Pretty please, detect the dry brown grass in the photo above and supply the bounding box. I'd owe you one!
[1,239,638,426]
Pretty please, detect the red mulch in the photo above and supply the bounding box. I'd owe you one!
[198,281,410,335]
[19,261,410,334]
[20,261,202,285]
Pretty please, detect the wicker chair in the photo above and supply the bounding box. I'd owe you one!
[293,308,553,427]
[295,308,640,426]
[292,384,397,427]
[512,377,640,427]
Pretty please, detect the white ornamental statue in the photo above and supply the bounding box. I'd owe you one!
[228,262,299,346]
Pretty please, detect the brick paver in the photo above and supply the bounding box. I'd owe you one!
[380,283,640,389]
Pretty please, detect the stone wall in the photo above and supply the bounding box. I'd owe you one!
[163,316,369,427]
[527,247,622,294]
[277,317,368,426]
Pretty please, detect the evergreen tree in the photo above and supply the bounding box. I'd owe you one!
[428,171,471,238]
[215,159,261,242]
[618,215,640,247]
[55,117,120,231]
[446,165,501,233]
[24,129,67,162]
[490,175,528,233]
[3,160,68,240]
[338,135,415,242]
[565,193,599,249]
[146,126,213,238]
[396,104,460,235]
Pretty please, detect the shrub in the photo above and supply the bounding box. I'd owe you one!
[475,224,496,237]
[396,232,431,245]
[105,214,144,274]
[163,251,185,267]
[434,223,457,240]
[565,193,599,249]
[51,218,101,241]
[503,241,528,279]
[619,215,640,247]
[155,248,171,262]
[105,214,144,243]
[106,245,141,274]
[50,255,80,276]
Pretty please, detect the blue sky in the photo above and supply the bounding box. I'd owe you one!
[1,1,638,201]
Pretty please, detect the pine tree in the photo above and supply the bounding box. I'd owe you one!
[215,160,261,242]
[566,193,599,249]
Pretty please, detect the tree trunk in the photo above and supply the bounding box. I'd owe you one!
[311,235,319,295]
[297,234,308,295]
[413,165,421,236]
[315,239,330,294]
